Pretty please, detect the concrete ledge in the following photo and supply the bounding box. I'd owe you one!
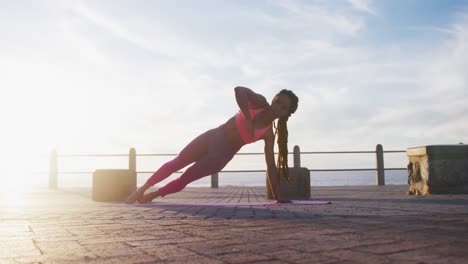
[407,145,468,158]
[407,145,468,195]
[92,169,136,202]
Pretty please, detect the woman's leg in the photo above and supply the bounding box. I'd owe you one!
[140,141,238,203]
[146,129,214,185]
[125,130,212,204]
[139,154,221,203]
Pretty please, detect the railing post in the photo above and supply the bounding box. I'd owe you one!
[49,149,58,189]
[129,147,136,172]
[376,144,385,186]
[294,145,301,168]
[129,147,137,189]
[211,173,219,188]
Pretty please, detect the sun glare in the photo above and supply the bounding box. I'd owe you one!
[0,174,31,207]
[1,58,105,193]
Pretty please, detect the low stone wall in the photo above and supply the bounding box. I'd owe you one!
[92,169,137,202]
[407,145,468,195]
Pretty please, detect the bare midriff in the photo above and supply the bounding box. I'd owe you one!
[223,116,245,150]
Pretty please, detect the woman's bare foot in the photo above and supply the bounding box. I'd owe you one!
[125,188,145,204]
[137,194,151,204]
[138,191,160,204]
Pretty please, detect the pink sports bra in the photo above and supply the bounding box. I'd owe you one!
[235,108,272,144]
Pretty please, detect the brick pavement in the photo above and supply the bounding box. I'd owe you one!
[1,185,468,263]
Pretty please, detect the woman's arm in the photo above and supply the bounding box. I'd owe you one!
[234,86,269,136]
[234,86,269,110]
[234,86,252,127]
[264,130,279,200]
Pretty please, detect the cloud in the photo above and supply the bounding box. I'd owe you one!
[234,5,468,150]
[39,1,245,152]
[260,0,365,37]
[69,1,237,69]
[347,0,377,15]
[329,14,468,148]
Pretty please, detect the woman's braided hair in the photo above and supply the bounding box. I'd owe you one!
[274,89,299,184]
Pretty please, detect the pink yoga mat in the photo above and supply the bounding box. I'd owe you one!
[126,200,331,207]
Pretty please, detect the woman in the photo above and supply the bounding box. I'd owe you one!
[126,86,299,204]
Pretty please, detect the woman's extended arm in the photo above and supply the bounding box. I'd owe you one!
[264,130,279,200]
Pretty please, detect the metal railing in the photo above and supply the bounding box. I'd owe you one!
[49,144,407,189]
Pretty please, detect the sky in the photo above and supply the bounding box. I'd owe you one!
[1,0,467,187]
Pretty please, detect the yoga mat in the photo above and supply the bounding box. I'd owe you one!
[122,200,331,207]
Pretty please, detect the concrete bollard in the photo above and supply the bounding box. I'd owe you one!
[266,167,310,200]
[407,145,468,195]
[92,169,137,202]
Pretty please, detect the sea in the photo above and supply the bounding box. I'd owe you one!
[54,170,408,188]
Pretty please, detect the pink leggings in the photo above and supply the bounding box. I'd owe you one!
[145,125,241,197]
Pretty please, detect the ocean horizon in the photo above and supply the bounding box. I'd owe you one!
[37,148,409,188]
[53,170,407,188]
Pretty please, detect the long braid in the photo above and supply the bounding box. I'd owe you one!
[274,89,298,186]
[270,89,298,200]
[274,116,291,184]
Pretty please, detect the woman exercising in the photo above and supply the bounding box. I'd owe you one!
[126,86,299,204]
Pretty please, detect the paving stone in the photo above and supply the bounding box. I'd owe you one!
[217,252,273,263]
[83,242,144,257]
[138,244,198,259]
[1,186,467,263]
[125,236,205,247]
[353,239,441,255]
[0,258,15,264]
[0,240,41,258]
[35,240,90,256]
[78,254,160,264]
[162,254,225,264]
[245,260,289,264]
[78,235,158,245]
[66,226,106,236]
[322,249,393,263]
[263,249,339,264]
[180,239,244,253]
[14,254,97,264]
[387,248,466,264]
